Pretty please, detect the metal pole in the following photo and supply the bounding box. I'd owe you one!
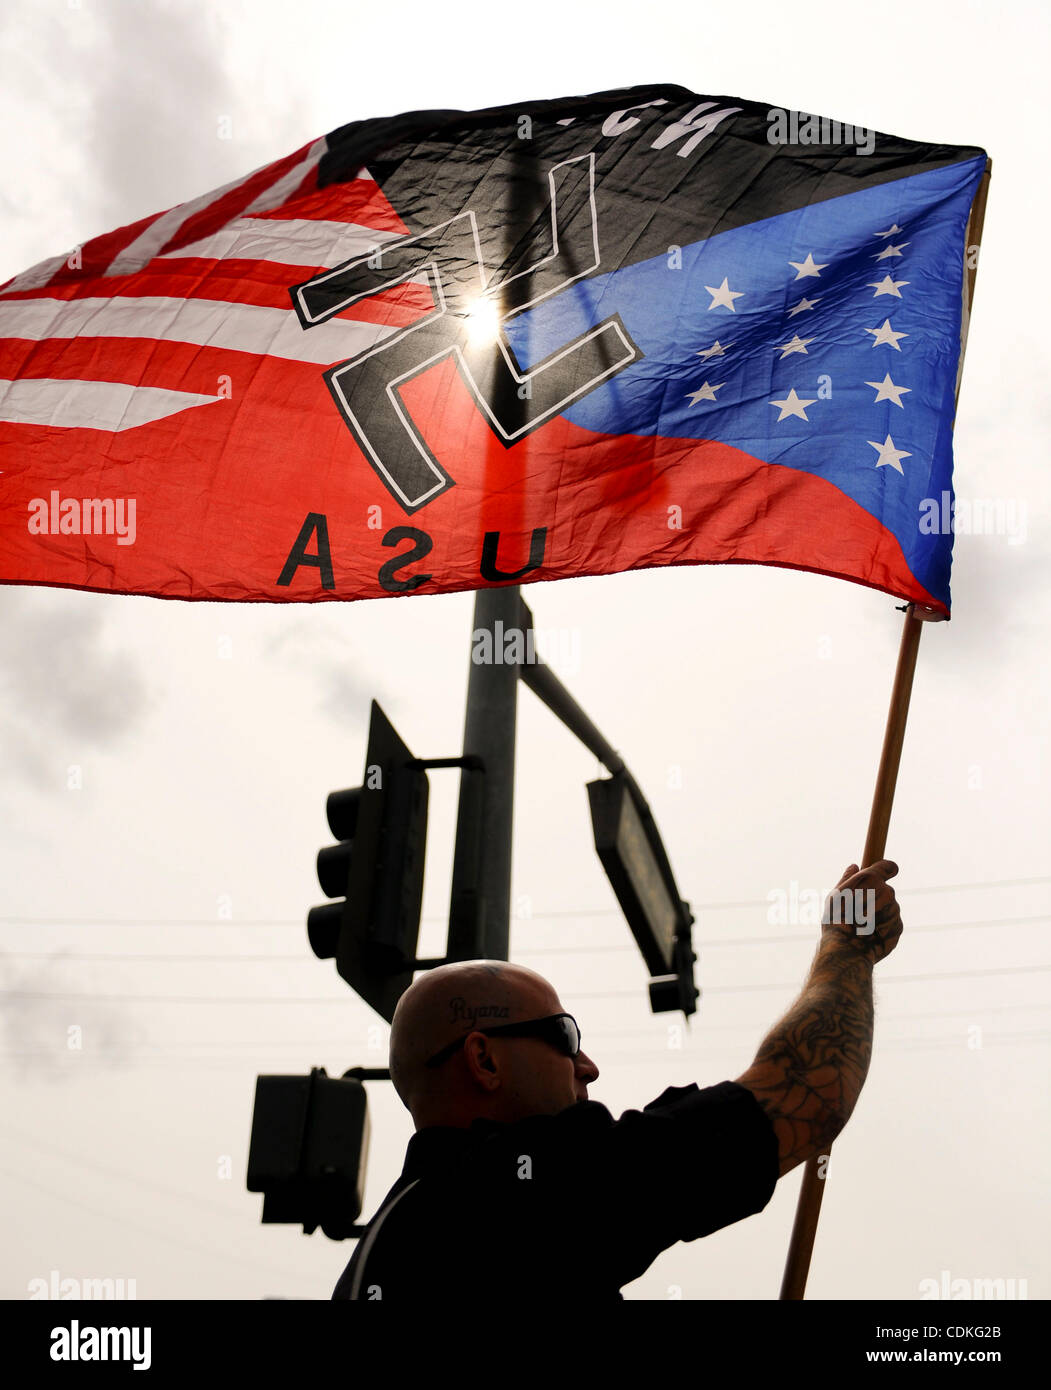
[447,584,521,962]
[519,652,623,775]
[445,145,542,965]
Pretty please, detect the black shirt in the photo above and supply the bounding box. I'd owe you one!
[332,1079,779,1301]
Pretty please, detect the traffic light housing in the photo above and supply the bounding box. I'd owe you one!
[587,770,699,1016]
[246,1068,370,1240]
[308,700,429,1022]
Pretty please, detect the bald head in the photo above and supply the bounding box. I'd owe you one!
[388,960,598,1129]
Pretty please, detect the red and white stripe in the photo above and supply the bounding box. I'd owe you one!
[0,138,413,432]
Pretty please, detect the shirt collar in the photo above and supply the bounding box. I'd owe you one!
[402,1117,504,1178]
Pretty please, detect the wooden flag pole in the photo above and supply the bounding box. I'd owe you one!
[778,604,926,1301]
[778,156,992,1301]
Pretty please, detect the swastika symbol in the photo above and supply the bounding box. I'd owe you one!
[290,155,640,513]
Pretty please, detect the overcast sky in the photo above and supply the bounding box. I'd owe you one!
[0,0,1047,1302]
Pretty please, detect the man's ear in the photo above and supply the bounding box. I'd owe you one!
[463,1032,500,1088]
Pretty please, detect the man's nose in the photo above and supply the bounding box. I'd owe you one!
[575,1050,599,1083]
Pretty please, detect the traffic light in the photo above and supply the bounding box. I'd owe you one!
[308,700,429,1022]
[247,1068,370,1240]
[587,770,699,1016]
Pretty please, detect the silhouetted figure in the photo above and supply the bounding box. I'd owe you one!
[333,860,902,1301]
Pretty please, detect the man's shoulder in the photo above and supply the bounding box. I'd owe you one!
[468,1078,760,1148]
[641,1078,758,1115]
[467,1096,617,1148]
[399,1079,771,1184]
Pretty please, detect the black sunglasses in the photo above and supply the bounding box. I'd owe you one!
[424,1013,582,1069]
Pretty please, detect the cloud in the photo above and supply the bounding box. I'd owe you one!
[87,0,237,227]
[0,948,148,1082]
[0,590,154,790]
[263,620,394,722]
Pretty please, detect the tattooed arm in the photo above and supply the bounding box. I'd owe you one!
[735,860,903,1178]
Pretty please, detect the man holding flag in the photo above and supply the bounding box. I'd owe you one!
[333,859,903,1300]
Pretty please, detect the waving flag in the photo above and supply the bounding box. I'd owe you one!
[0,85,987,613]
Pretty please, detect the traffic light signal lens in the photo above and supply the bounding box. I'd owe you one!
[326,787,361,840]
[317,841,352,898]
[307,904,342,960]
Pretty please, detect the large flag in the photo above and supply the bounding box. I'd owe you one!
[0,85,987,614]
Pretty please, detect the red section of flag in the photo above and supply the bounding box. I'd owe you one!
[0,346,941,611]
[256,176,411,234]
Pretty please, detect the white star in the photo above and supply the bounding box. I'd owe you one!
[788,253,829,279]
[865,318,908,350]
[874,224,903,238]
[788,296,820,317]
[865,373,911,408]
[686,381,725,405]
[776,334,815,358]
[874,241,909,260]
[868,275,909,298]
[705,277,744,311]
[696,340,732,359]
[868,434,911,474]
[770,388,818,422]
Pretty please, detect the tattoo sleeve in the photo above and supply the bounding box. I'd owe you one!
[738,939,875,1176]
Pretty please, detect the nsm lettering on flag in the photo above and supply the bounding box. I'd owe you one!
[0,85,987,614]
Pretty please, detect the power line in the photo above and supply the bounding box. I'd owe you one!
[4,1030,1047,1070]
[525,915,1051,951]
[0,917,298,927]
[1,875,1046,929]
[5,1001,1047,1057]
[2,914,1045,962]
[2,951,315,963]
[0,1162,321,1287]
[0,1124,243,1221]
[1,962,1048,1005]
[671,964,1051,996]
[601,1031,1051,1063]
[632,1000,1051,1032]
[509,877,1051,916]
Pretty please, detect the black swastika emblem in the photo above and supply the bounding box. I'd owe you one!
[290,154,641,513]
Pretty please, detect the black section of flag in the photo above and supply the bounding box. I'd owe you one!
[318,84,985,279]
